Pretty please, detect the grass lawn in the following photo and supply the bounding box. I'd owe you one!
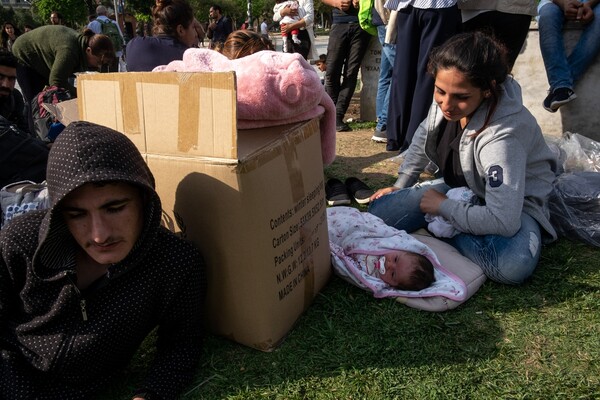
[102,234,599,400]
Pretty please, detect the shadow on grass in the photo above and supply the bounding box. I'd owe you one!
[325,153,398,190]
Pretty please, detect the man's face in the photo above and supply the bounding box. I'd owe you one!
[209,8,220,20]
[61,182,144,266]
[0,65,17,98]
[50,13,60,25]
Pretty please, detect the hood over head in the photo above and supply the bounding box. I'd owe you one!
[34,121,161,280]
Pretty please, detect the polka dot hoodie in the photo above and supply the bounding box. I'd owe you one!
[0,121,207,399]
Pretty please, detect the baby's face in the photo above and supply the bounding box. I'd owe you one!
[380,250,417,288]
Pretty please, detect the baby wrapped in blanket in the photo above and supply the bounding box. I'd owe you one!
[328,207,467,301]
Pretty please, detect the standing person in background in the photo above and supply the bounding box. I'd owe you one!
[322,0,371,132]
[537,0,600,113]
[273,0,318,59]
[384,0,461,152]
[459,0,536,71]
[370,0,396,143]
[23,25,34,33]
[12,26,114,100]
[12,26,114,132]
[49,11,63,26]
[1,22,21,53]
[261,18,270,40]
[87,5,126,72]
[126,0,198,71]
[207,5,233,49]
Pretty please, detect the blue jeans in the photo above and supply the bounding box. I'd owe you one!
[538,2,600,90]
[375,25,396,132]
[368,179,543,285]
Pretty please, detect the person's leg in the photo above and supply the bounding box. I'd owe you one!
[462,11,531,70]
[333,23,371,126]
[325,24,349,108]
[402,5,461,151]
[375,24,395,133]
[446,213,542,284]
[368,178,450,232]
[567,3,600,84]
[538,3,572,90]
[292,28,310,59]
[386,7,419,151]
[16,64,47,135]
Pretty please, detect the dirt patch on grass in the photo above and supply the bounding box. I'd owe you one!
[325,93,399,190]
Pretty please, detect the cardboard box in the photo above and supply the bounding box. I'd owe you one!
[76,72,331,351]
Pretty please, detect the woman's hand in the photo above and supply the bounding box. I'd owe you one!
[419,189,447,215]
[370,186,399,201]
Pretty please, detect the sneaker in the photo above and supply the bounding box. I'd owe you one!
[336,122,351,132]
[371,129,387,143]
[345,177,375,205]
[543,87,577,112]
[325,178,351,206]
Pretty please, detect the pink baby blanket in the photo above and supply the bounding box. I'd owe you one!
[153,49,336,165]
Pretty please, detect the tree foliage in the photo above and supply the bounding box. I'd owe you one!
[0,6,37,30]
[31,0,87,28]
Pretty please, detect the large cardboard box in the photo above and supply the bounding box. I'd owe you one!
[77,72,331,351]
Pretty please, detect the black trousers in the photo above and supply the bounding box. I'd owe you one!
[463,11,532,71]
[324,23,371,123]
[386,5,461,152]
[283,28,311,60]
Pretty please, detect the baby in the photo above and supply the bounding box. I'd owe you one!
[328,207,437,293]
[273,0,306,52]
[353,249,434,291]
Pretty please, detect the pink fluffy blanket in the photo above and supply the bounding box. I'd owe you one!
[153,49,336,165]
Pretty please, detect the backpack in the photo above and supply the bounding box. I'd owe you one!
[31,86,72,142]
[100,19,123,52]
[358,0,377,36]
[0,116,49,190]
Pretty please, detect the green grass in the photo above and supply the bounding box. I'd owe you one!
[100,238,600,399]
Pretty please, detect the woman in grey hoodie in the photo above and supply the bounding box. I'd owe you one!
[369,31,558,285]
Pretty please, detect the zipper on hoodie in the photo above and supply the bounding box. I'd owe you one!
[69,275,88,322]
[79,299,88,321]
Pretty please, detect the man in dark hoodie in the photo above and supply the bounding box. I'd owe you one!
[0,121,206,399]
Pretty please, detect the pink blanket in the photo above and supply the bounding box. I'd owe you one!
[154,49,336,165]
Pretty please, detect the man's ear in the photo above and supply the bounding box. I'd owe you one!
[86,47,93,56]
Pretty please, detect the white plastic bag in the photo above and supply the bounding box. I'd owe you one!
[550,132,600,173]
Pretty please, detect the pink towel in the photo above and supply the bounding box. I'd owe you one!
[154,49,336,165]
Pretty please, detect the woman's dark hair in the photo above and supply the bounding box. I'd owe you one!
[219,30,274,59]
[152,0,195,37]
[1,22,21,50]
[83,29,115,68]
[395,253,435,291]
[427,31,509,135]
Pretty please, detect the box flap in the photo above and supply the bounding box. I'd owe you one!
[42,99,79,126]
[77,72,238,160]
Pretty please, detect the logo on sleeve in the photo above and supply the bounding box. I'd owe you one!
[487,165,503,188]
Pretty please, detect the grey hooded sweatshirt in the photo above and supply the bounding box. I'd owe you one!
[0,121,206,399]
[395,76,558,241]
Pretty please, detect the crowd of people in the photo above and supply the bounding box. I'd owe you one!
[0,0,599,398]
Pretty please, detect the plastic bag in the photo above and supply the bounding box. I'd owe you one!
[547,132,600,173]
[0,180,49,229]
[548,171,600,247]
